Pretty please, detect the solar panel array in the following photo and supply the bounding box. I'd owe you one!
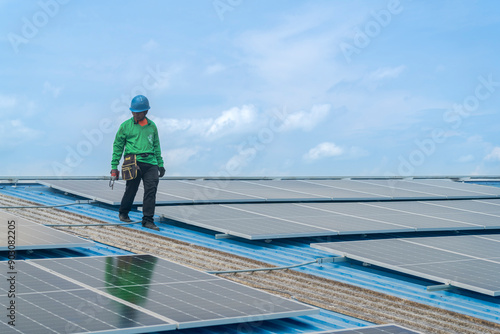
[0,254,317,333]
[311,324,423,333]
[311,233,500,296]
[38,178,500,205]
[155,199,500,240]
[0,210,94,250]
[36,178,500,298]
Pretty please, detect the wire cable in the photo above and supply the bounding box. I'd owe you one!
[0,200,96,209]
[44,220,143,227]
[206,259,321,274]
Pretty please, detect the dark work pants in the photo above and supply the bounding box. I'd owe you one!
[119,162,159,224]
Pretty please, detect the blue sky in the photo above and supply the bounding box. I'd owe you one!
[1,0,499,177]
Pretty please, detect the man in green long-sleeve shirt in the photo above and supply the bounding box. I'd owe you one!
[111,95,165,230]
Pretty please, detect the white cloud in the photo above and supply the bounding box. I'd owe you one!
[280,104,330,132]
[43,81,63,98]
[153,105,258,139]
[0,120,41,148]
[303,142,343,161]
[366,66,406,81]
[206,105,256,137]
[234,7,353,107]
[224,148,256,175]
[360,65,406,90]
[204,63,226,75]
[155,118,194,132]
[485,147,500,161]
[163,147,201,166]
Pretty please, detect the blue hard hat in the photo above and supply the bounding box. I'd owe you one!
[130,95,150,112]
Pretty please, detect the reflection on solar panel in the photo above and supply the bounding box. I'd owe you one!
[311,324,423,333]
[0,255,317,333]
[38,178,500,205]
[0,261,176,334]
[0,210,93,250]
[155,199,500,240]
[311,233,500,296]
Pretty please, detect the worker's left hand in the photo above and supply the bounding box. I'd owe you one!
[159,166,166,177]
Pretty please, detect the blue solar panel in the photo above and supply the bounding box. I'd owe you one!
[0,210,93,251]
[311,233,500,296]
[0,254,317,333]
[38,178,500,205]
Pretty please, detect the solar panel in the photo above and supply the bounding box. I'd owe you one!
[155,199,500,240]
[38,179,500,206]
[409,179,500,196]
[303,179,445,199]
[310,324,423,333]
[311,233,500,296]
[351,179,499,199]
[0,261,176,333]
[0,254,317,333]
[38,180,190,205]
[301,179,500,199]
[237,180,363,200]
[0,210,94,250]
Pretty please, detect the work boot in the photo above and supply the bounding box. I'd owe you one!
[118,213,132,222]
[142,221,160,231]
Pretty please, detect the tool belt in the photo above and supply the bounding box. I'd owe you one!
[122,154,139,181]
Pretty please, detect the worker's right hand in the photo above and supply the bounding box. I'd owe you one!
[110,169,120,180]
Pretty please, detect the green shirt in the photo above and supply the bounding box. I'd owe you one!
[111,117,164,169]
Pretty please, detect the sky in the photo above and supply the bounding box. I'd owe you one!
[1,0,500,177]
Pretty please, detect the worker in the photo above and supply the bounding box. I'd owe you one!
[110,95,165,230]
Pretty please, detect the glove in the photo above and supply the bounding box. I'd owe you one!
[110,169,120,180]
[159,166,165,177]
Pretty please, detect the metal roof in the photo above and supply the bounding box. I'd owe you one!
[1,178,500,333]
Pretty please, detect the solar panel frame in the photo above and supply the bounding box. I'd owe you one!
[0,211,94,251]
[311,233,500,296]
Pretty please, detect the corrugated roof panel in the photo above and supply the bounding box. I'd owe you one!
[2,180,500,331]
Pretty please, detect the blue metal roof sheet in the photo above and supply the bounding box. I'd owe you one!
[1,180,500,331]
